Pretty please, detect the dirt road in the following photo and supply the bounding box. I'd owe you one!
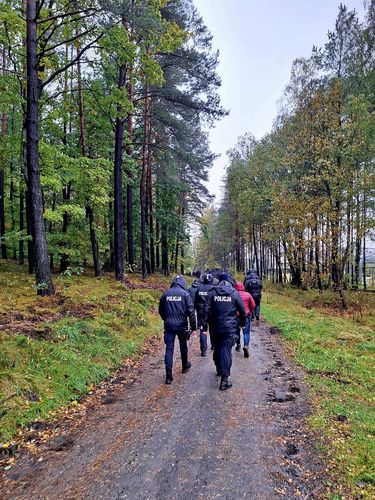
[2,321,324,499]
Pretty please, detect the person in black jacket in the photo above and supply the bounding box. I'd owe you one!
[203,272,246,390]
[159,276,197,385]
[194,273,214,357]
[244,269,263,321]
[189,279,200,303]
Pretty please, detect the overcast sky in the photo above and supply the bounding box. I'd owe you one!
[193,0,366,201]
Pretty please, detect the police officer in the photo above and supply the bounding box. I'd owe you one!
[194,272,214,357]
[188,270,201,303]
[159,276,197,385]
[203,272,246,390]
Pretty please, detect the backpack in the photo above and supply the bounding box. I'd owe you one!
[245,277,261,296]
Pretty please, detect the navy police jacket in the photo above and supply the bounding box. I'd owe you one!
[194,282,213,325]
[203,280,246,336]
[188,279,200,303]
[159,276,197,333]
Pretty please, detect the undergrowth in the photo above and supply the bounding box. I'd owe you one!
[262,289,375,499]
[0,261,167,441]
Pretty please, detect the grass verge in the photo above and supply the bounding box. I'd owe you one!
[0,261,168,442]
[262,288,375,499]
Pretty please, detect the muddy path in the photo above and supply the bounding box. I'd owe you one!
[1,321,324,499]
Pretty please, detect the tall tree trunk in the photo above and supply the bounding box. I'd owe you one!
[156,219,160,269]
[60,43,71,272]
[277,239,283,284]
[59,183,71,272]
[180,243,184,275]
[235,216,240,272]
[140,80,151,279]
[1,47,8,259]
[10,161,16,260]
[161,223,169,276]
[362,194,367,290]
[331,203,341,287]
[354,194,361,289]
[19,191,25,265]
[174,234,179,274]
[25,187,34,273]
[252,225,259,274]
[76,42,100,276]
[314,215,322,291]
[113,64,126,281]
[147,140,155,274]
[126,74,135,269]
[26,0,53,295]
[260,226,264,279]
[87,206,100,277]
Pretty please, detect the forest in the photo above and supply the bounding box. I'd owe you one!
[0,2,374,497]
[0,0,225,295]
[195,3,375,307]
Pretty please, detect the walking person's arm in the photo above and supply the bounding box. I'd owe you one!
[159,294,166,320]
[186,294,197,332]
[235,293,246,328]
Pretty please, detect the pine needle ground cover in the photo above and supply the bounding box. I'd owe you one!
[262,288,375,498]
[0,262,167,441]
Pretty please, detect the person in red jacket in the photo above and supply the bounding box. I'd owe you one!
[234,282,256,358]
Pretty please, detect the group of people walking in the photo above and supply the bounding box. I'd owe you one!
[158,269,263,390]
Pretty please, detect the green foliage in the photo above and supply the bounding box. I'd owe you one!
[0,0,223,278]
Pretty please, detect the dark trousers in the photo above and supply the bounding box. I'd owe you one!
[251,296,261,318]
[200,325,208,353]
[213,335,233,378]
[164,331,188,375]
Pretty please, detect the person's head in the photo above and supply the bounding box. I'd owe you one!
[193,270,201,279]
[246,268,254,276]
[202,273,213,284]
[218,272,230,283]
[171,275,188,291]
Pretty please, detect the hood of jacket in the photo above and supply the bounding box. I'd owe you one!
[234,282,245,292]
[215,280,236,296]
[171,275,188,291]
[190,279,200,289]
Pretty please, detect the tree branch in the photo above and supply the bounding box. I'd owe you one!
[37,7,98,24]
[41,33,103,89]
[39,27,96,57]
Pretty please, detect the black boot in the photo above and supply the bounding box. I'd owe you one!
[235,344,241,352]
[220,377,232,390]
[243,346,249,358]
[201,350,206,357]
[182,361,191,373]
[165,373,173,385]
